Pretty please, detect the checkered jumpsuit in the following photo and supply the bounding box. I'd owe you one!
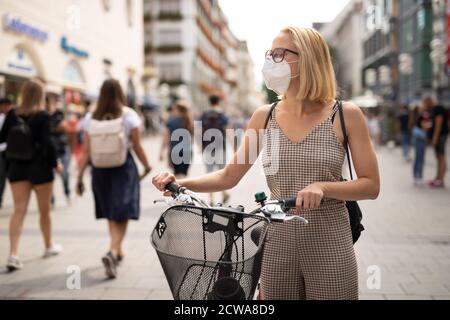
[260,103,358,300]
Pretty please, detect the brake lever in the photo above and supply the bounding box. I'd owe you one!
[153,193,194,206]
[174,194,195,205]
[260,203,309,224]
[153,199,171,205]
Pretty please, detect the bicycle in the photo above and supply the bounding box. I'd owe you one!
[151,182,308,300]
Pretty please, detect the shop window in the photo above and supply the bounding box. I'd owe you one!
[63,60,84,84]
[159,62,182,81]
[159,29,181,46]
[5,47,39,78]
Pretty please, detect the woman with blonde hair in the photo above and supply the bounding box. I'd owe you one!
[153,27,380,300]
[0,79,63,271]
[159,100,194,178]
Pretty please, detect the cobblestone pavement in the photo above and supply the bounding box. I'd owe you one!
[0,137,449,300]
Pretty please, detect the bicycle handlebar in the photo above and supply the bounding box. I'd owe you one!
[283,197,297,209]
[165,182,181,194]
[161,183,308,224]
[165,183,316,211]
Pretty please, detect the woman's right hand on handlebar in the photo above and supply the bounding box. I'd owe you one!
[152,172,177,196]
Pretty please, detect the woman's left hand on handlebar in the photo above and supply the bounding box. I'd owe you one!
[295,183,324,210]
[152,171,177,196]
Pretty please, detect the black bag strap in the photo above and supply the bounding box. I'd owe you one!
[18,112,37,126]
[337,99,354,180]
[264,102,278,129]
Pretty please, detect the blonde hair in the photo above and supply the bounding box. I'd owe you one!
[281,26,336,103]
[18,79,45,116]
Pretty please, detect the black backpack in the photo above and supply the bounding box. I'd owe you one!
[6,116,36,161]
[201,109,227,150]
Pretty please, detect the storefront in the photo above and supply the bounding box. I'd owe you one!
[0,13,48,101]
[60,36,89,113]
[1,2,144,110]
[62,60,87,114]
[0,45,45,102]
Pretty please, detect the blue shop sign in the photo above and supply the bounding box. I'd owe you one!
[61,37,89,58]
[2,13,49,42]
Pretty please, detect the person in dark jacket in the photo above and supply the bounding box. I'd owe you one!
[159,101,194,178]
[0,79,64,271]
[46,94,71,205]
[0,97,13,208]
[423,95,449,188]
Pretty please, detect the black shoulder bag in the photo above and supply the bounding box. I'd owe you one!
[336,99,365,244]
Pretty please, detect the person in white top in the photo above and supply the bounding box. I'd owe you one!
[77,79,152,279]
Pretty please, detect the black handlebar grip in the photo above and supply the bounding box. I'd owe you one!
[165,182,180,193]
[284,198,297,209]
[283,197,325,208]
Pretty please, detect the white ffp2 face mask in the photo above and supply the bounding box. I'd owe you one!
[262,59,299,95]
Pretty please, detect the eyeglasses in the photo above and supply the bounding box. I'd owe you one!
[265,48,299,63]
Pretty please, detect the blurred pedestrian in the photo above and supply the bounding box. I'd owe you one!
[397,105,411,161]
[0,97,14,209]
[200,95,230,205]
[411,105,431,187]
[367,111,381,147]
[0,79,63,271]
[423,95,449,188]
[159,101,194,178]
[77,79,152,279]
[46,95,71,205]
[67,109,80,158]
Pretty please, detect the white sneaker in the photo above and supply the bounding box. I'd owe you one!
[414,179,425,188]
[6,256,23,271]
[43,243,63,258]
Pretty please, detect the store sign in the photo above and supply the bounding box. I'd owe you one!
[61,36,89,58]
[5,47,37,76]
[2,13,48,42]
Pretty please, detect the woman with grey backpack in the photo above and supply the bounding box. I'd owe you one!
[77,79,152,278]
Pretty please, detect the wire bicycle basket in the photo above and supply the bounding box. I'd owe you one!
[151,205,270,300]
